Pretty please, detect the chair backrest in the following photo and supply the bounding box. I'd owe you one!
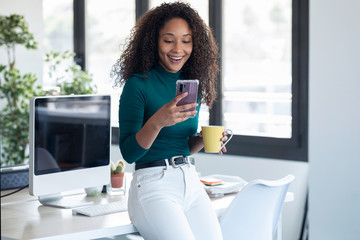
[219,174,295,240]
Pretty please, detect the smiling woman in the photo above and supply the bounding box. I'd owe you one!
[113,2,224,239]
[157,18,193,73]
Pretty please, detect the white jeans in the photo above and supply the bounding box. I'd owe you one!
[128,161,223,240]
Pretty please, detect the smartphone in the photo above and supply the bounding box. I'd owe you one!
[175,80,199,115]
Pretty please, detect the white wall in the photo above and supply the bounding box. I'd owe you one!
[0,0,44,89]
[309,0,360,239]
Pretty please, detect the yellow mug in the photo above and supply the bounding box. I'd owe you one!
[201,126,233,153]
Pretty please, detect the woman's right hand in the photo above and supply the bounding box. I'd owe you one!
[135,92,198,150]
[152,92,198,128]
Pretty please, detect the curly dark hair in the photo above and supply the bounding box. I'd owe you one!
[114,2,219,107]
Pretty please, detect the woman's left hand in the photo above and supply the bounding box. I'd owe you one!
[219,131,229,155]
[195,131,229,155]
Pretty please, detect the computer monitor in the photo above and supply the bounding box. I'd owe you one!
[29,95,111,208]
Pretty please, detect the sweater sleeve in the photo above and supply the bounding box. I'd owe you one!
[118,77,149,164]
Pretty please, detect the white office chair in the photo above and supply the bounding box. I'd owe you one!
[219,174,295,240]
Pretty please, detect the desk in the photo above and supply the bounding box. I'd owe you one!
[1,189,136,240]
[1,174,293,240]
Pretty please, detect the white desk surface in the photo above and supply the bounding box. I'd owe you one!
[1,174,294,240]
[1,189,136,240]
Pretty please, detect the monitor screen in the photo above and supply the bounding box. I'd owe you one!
[29,95,111,207]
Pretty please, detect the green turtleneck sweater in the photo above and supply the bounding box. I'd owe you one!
[118,64,200,164]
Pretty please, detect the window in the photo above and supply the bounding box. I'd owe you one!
[42,0,73,87]
[209,0,308,161]
[86,0,135,126]
[43,0,73,53]
[223,0,292,138]
[43,0,135,126]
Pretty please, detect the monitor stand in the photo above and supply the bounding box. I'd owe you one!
[38,193,94,209]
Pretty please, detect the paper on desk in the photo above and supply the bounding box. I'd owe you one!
[200,177,224,186]
[202,174,247,197]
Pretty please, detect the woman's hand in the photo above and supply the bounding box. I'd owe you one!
[135,92,197,150]
[152,92,198,128]
[197,131,228,155]
[219,131,230,155]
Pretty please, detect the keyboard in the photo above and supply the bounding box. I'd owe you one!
[72,200,127,217]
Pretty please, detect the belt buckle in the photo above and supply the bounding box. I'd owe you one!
[170,155,187,168]
[187,156,195,165]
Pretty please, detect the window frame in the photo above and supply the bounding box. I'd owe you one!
[73,0,86,70]
[208,0,308,162]
[74,0,309,162]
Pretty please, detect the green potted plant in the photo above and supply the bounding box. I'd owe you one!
[44,50,97,95]
[110,160,125,189]
[0,14,41,166]
[0,14,97,168]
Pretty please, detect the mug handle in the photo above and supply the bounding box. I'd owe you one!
[220,129,233,151]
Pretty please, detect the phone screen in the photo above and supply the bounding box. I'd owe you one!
[176,80,199,114]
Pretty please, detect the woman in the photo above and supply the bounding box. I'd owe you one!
[114,2,227,239]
